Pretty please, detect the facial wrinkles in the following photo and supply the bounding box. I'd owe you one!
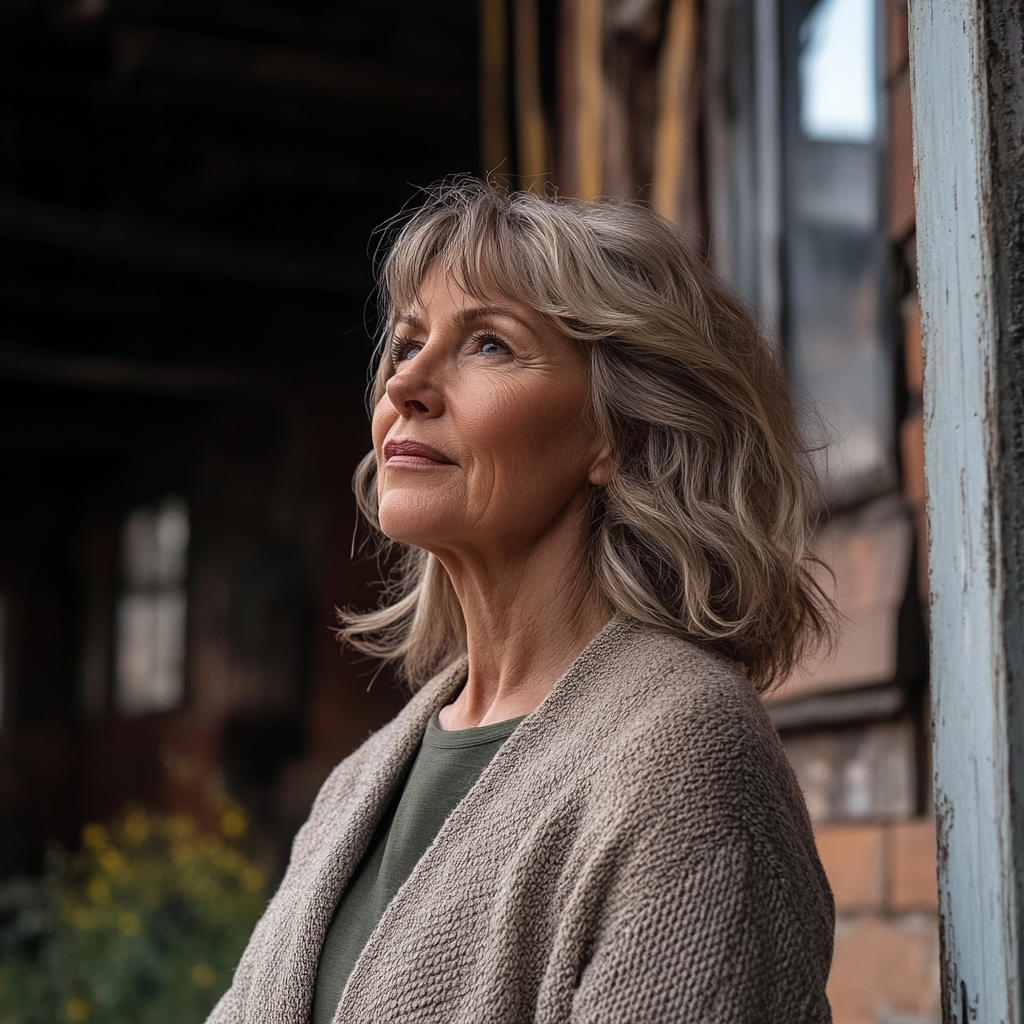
[385,388,576,534]
[375,269,600,558]
[490,401,591,544]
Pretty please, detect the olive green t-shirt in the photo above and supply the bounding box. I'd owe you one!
[310,711,525,1024]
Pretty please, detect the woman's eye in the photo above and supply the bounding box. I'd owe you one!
[393,339,422,362]
[477,334,509,356]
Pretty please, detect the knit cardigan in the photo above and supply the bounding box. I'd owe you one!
[208,616,834,1024]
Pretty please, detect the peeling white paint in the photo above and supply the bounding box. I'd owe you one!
[909,0,1022,1020]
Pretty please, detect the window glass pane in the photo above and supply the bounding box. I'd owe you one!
[799,0,876,143]
[782,0,893,505]
[114,496,189,716]
[155,499,189,587]
[121,507,159,590]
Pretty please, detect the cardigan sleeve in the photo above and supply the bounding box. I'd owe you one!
[558,712,835,1024]
[205,985,241,1024]
[567,824,834,1023]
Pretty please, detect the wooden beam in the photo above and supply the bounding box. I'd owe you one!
[113,26,474,115]
[555,0,579,193]
[480,0,511,182]
[576,0,603,200]
[0,342,273,397]
[653,0,699,226]
[909,0,1024,1017]
[0,195,367,295]
[513,0,549,192]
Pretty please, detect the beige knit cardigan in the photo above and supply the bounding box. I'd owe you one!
[208,616,834,1024]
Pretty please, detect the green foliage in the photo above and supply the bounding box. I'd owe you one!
[0,806,267,1024]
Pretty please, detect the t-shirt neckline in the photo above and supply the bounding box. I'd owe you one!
[424,711,527,749]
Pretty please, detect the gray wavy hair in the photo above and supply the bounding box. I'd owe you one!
[338,178,835,693]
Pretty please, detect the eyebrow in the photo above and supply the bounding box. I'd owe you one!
[394,305,533,331]
[394,314,424,329]
[456,305,532,329]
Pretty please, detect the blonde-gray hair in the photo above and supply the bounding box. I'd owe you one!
[338,178,834,693]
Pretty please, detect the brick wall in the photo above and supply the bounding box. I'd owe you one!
[816,820,940,1023]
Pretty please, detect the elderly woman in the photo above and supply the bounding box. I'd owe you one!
[209,179,836,1023]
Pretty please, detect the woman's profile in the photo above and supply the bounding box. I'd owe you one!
[207,178,837,1023]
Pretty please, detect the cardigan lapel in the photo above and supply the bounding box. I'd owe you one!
[251,658,468,1022]
[335,616,639,1019]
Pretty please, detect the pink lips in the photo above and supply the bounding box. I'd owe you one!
[383,439,454,467]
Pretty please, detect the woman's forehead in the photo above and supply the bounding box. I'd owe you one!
[392,260,527,322]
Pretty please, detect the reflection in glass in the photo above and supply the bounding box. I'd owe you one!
[115,497,189,716]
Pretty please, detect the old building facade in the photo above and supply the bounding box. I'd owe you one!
[0,1,940,1021]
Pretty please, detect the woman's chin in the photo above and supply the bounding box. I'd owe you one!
[377,506,456,550]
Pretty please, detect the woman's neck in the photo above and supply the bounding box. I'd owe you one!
[435,525,612,730]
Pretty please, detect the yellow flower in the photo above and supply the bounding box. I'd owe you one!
[222,850,244,873]
[99,848,126,875]
[190,963,216,988]
[81,824,107,851]
[197,834,220,859]
[69,906,96,930]
[165,814,195,841]
[65,997,89,1021]
[117,911,141,936]
[87,877,110,903]
[171,843,195,866]
[240,867,265,892]
[123,810,150,846]
[220,807,247,838]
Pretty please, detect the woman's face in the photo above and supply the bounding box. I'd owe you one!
[372,264,612,565]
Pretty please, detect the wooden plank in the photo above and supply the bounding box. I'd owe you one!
[0,195,367,294]
[0,343,272,397]
[908,0,1024,1017]
[576,0,603,199]
[112,26,474,114]
[653,0,699,229]
[513,0,549,191]
[480,0,511,180]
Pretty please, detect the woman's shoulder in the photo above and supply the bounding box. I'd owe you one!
[557,617,805,825]
[575,615,770,736]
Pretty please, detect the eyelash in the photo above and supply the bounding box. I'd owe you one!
[389,330,509,363]
[389,336,419,363]
[474,330,509,354]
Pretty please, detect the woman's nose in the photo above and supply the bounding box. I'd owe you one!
[385,356,444,418]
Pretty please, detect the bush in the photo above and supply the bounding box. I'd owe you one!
[0,806,267,1024]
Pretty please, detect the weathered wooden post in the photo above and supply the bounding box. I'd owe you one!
[908,0,1024,1020]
